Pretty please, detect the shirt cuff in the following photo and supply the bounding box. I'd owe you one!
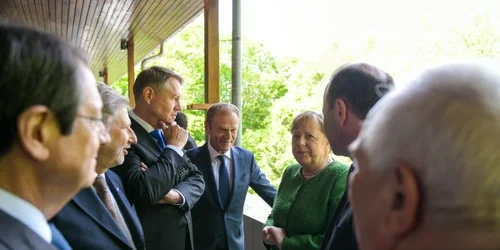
[171,189,185,206]
[166,145,184,157]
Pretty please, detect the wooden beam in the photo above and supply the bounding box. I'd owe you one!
[127,35,135,108]
[204,0,219,104]
[186,103,214,110]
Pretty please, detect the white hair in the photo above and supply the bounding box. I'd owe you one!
[358,61,500,227]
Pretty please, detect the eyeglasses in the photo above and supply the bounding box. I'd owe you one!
[76,114,112,133]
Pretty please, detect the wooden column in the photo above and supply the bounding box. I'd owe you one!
[103,67,108,85]
[204,0,220,104]
[127,35,135,108]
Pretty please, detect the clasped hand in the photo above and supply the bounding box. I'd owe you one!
[262,226,286,249]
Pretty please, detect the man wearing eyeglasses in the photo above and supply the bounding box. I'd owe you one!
[52,83,145,250]
[0,24,109,249]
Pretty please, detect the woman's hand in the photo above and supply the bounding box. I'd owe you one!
[262,226,276,245]
[262,226,286,249]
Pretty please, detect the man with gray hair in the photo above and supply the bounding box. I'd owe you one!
[52,83,144,250]
[348,62,500,250]
[186,103,277,250]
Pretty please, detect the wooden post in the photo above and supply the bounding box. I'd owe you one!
[204,0,220,104]
[103,67,108,85]
[127,35,135,108]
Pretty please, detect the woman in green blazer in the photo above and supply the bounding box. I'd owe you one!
[263,111,349,250]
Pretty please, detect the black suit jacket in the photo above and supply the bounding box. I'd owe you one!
[112,118,205,250]
[51,171,145,250]
[320,165,358,250]
[0,210,57,250]
[186,144,277,250]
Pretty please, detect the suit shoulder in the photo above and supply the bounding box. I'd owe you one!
[232,146,254,156]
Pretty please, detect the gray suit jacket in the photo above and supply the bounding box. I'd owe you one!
[186,144,277,250]
[0,210,57,250]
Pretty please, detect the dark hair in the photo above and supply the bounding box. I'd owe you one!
[175,112,189,130]
[0,23,87,155]
[206,103,239,128]
[326,63,394,119]
[133,66,183,102]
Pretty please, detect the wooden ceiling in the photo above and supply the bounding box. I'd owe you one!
[0,0,204,83]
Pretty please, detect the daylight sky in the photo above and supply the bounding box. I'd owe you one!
[218,0,500,61]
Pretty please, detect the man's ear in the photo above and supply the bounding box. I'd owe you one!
[384,163,420,236]
[143,87,155,104]
[17,105,54,161]
[334,98,348,126]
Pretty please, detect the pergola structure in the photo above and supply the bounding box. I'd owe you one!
[0,0,221,108]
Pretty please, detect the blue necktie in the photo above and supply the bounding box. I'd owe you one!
[49,222,73,250]
[150,129,166,150]
[217,155,230,208]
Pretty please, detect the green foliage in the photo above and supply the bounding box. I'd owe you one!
[110,10,499,186]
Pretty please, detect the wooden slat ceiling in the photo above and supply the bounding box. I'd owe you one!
[0,0,204,83]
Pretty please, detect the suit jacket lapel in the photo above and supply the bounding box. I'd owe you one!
[72,188,133,248]
[199,144,225,210]
[227,148,241,209]
[130,117,162,154]
[106,174,144,246]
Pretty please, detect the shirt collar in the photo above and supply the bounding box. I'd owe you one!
[129,110,155,133]
[0,188,51,243]
[207,141,231,160]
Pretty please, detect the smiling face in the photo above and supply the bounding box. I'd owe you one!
[206,110,239,154]
[96,107,137,172]
[291,118,331,170]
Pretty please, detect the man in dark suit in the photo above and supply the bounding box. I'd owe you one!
[320,63,394,250]
[175,112,198,150]
[0,24,109,249]
[112,66,205,250]
[186,103,277,250]
[52,83,145,250]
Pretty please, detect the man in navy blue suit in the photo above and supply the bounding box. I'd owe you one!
[0,24,109,250]
[186,103,277,250]
[52,83,145,250]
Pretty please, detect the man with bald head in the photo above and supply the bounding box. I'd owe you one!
[349,62,500,250]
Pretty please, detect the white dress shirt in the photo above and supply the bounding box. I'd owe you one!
[0,188,51,243]
[207,142,233,190]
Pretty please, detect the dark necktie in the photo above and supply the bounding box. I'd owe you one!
[49,222,73,250]
[150,129,166,150]
[217,155,230,208]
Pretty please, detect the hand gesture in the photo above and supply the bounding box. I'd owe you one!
[159,121,188,148]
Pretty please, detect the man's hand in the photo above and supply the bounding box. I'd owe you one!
[158,190,182,205]
[159,121,188,148]
[262,226,276,246]
[139,162,148,171]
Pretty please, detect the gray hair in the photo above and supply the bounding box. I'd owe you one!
[206,103,240,128]
[357,61,500,228]
[97,82,129,120]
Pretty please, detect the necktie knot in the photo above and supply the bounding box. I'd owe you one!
[150,129,166,150]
